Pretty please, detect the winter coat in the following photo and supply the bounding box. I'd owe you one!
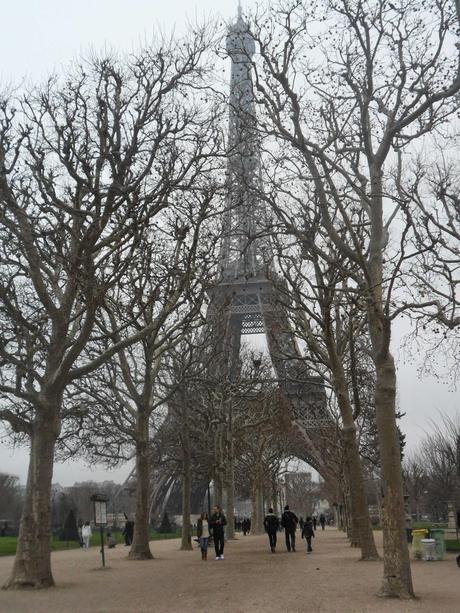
[197,518,210,538]
[281,510,298,531]
[209,512,227,534]
[264,513,279,533]
[302,521,315,539]
[81,524,92,538]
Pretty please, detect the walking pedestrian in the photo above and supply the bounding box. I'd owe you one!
[301,517,315,553]
[319,513,326,531]
[197,512,210,561]
[81,521,92,549]
[312,516,317,531]
[281,505,298,552]
[299,517,304,531]
[209,505,227,560]
[123,516,134,546]
[263,508,280,553]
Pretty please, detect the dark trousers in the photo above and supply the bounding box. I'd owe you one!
[285,528,296,551]
[305,535,313,552]
[214,531,224,557]
[268,530,277,550]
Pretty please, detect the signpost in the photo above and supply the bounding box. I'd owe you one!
[90,493,109,568]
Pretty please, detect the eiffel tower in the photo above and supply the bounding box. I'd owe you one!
[207,8,329,429]
[150,10,334,520]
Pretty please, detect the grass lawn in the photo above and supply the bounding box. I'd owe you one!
[0,529,181,557]
[445,539,460,552]
[372,522,448,531]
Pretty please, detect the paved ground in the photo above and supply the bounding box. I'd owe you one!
[0,528,458,612]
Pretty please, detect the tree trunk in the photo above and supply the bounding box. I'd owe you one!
[129,412,153,560]
[326,320,379,560]
[4,415,58,589]
[257,486,264,531]
[342,468,359,546]
[251,476,264,535]
[343,429,379,559]
[374,350,414,598]
[226,462,235,539]
[367,172,414,598]
[214,476,223,508]
[251,482,258,533]
[272,478,278,515]
[180,440,193,551]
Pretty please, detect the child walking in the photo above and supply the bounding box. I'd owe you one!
[302,517,315,554]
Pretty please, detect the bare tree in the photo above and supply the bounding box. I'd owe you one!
[74,170,220,560]
[420,413,460,520]
[0,27,217,588]
[402,454,428,522]
[398,156,460,381]
[266,203,379,559]
[248,0,460,597]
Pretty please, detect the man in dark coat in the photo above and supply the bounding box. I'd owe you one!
[263,508,280,553]
[209,505,227,560]
[319,513,326,530]
[123,515,134,546]
[281,505,298,552]
[301,517,315,553]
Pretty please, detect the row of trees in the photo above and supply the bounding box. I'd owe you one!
[0,0,459,601]
[247,0,460,598]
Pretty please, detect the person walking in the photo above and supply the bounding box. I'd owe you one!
[81,521,92,549]
[123,517,134,545]
[281,505,298,552]
[312,516,317,531]
[302,517,315,553]
[319,513,326,531]
[209,505,227,560]
[197,512,210,561]
[263,508,280,553]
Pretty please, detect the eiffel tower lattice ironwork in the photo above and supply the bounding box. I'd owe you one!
[207,10,329,428]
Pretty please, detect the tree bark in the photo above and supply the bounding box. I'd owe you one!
[327,337,379,559]
[4,414,58,588]
[251,474,264,535]
[129,412,153,560]
[363,166,414,596]
[374,349,414,598]
[214,476,223,508]
[225,462,236,539]
[343,429,379,559]
[180,435,193,551]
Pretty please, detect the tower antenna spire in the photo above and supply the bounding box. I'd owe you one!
[238,1,243,19]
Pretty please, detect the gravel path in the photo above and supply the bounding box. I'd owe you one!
[0,528,458,612]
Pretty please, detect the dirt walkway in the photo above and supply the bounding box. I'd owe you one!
[0,529,458,612]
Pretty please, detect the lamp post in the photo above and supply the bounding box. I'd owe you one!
[90,493,109,568]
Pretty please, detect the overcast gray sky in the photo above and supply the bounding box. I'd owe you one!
[0,0,458,486]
